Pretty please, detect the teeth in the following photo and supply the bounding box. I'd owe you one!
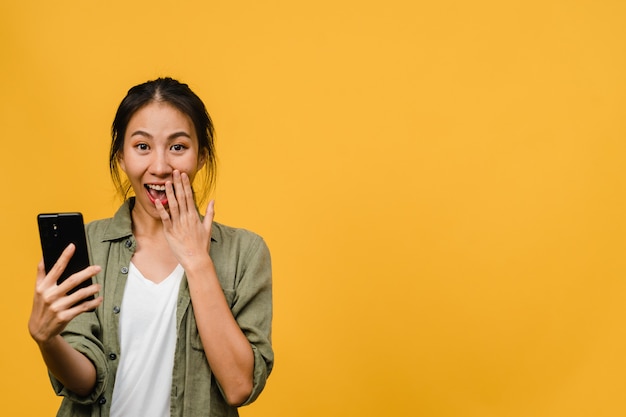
[146,184,166,191]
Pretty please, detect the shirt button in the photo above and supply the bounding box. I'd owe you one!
[109,353,117,360]
[121,266,129,274]
[125,239,132,248]
[113,306,120,314]
[98,396,107,405]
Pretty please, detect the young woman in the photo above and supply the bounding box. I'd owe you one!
[28,78,273,417]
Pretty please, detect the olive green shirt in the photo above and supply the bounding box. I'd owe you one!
[50,198,273,417]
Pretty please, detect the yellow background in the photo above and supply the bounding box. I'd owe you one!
[2,0,626,416]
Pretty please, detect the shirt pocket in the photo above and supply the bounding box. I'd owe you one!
[190,288,236,351]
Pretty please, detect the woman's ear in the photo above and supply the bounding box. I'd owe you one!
[198,151,208,170]
[118,153,126,173]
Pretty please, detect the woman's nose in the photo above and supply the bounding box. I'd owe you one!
[150,151,172,176]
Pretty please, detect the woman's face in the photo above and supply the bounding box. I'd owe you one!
[119,101,205,219]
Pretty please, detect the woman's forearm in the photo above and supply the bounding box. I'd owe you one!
[37,335,97,397]
[185,256,254,406]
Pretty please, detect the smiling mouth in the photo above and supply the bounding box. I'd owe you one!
[145,184,169,205]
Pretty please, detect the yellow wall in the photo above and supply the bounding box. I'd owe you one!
[2,1,626,416]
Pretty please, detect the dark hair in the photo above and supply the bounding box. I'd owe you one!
[110,77,216,205]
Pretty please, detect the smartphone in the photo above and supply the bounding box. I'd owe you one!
[37,212,95,305]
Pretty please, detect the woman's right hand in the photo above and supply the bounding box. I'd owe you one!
[28,243,103,345]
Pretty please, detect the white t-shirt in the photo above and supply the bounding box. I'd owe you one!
[110,262,184,417]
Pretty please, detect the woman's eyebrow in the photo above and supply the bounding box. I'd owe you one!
[129,130,191,139]
[168,131,192,140]
[130,130,152,138]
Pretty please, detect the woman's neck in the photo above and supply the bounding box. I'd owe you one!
[130,206,165,238]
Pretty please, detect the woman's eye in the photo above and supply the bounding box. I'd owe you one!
[137,143,149,151]
[171,144,185,152]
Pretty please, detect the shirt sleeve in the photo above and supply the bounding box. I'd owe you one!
[49,310,109,405]
[231,234,274,406]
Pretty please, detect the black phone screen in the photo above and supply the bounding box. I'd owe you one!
[37,213,94,302]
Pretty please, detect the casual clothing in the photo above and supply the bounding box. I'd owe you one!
[50,198,274,417]
[110,263,184,417]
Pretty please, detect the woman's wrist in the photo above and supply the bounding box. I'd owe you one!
[182,254,215,281]
[36,334,63,351]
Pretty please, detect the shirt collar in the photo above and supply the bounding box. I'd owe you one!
[100,198,134,242]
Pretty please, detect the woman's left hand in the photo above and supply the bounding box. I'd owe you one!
[157,173,254,406]
[155,170,215,268]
